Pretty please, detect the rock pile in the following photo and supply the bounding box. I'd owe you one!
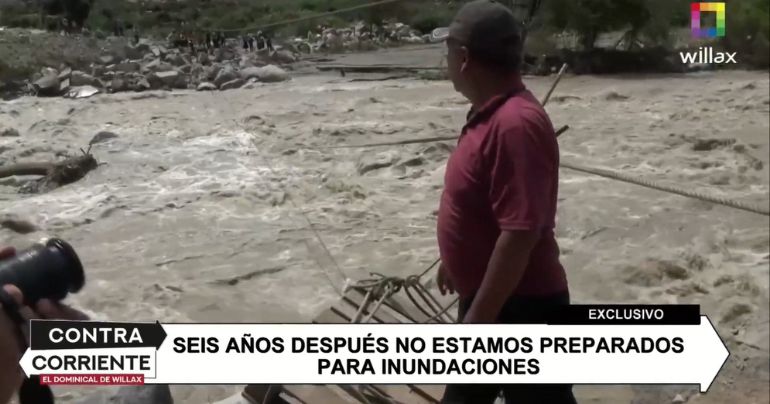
[26,40,292,98]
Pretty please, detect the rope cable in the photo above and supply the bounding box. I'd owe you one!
[561,159,770,216]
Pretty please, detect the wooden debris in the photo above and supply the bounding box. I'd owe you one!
[0,147,99,193]
[242,288,446,404]
[541,63,568,106]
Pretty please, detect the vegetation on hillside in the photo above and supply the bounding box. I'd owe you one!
[540,0,767,66]
[722,0,770,67]
[543,0,690,49]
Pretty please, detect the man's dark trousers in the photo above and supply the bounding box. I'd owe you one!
[440,291,578,404]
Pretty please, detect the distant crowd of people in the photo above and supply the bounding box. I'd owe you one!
[165,28,274,55]
[167,30,227,54]
[240,31,274,53]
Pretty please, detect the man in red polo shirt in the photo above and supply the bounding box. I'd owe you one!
[435,1,575,403]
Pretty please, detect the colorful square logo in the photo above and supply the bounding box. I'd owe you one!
[691,2,726,38]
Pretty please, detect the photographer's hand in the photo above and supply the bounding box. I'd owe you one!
[0,247,88,404]
[1,246,22,404]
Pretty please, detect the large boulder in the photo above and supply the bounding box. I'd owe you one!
[220,78,245,91]
[57,67,72,81]
[71,71,101,87]
[33,74,61,96]
[197,51,211,65]
[189,65,204,79]
[215,49,236,63]
[205,65,223,81]
[134,77,151,92]
[126,43,152,60]
[150,71,187,89]
[242,78,261,90]
[166,53,190,67]
[270,50,296,64]
[110,77,130,93]
[239,55,255,69]
[142,59,175,73]
[239,66,262,81]
[255,65,289,83]
[146,74,163,90]
[214,66,238,87]
[150,45,167,58]
[90,64,106,77]
[113,61,141,73]
[40,67,58,78]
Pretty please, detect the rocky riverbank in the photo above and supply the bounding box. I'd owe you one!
[8,37,293,100]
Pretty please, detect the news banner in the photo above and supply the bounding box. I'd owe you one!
[20,304,730,392]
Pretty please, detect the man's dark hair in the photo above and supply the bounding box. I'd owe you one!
[448,0,525,73]
[468,33,523,73]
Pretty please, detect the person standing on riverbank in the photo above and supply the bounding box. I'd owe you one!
[435,1,576,403]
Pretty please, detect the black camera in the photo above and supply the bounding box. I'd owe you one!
[0,238,85,304]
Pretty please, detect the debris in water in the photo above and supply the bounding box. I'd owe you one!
[0,216,38,234]
[0,127,20,137]
[604,91,630,101]
[691,138,737,151]
[90,131,119,145]
[211,266,286,286]
[1,149,99,193]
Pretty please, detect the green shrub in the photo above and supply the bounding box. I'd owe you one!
[544,0,689,49]
[723,0,769,68]
[299,0,319,12]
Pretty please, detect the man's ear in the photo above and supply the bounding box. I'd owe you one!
[459,46,470,73]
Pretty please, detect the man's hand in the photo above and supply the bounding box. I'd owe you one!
[436,263,455,296]
[0,247,88,404]
[462,230,538,324]
[0,308,21,404]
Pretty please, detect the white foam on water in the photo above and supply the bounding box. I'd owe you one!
[560,175,602,184]
[2,129,310,232]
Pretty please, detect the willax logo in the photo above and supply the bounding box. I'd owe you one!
[680,2,736,65]
[691,2,725,38]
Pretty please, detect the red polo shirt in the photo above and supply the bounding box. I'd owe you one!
[436,78,568,299]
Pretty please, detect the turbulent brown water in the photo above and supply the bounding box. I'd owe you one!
[1,66,768,403]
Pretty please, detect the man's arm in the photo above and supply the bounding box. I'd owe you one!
[462,230,538,323]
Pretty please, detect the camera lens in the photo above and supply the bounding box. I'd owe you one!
[0,238,85,304]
